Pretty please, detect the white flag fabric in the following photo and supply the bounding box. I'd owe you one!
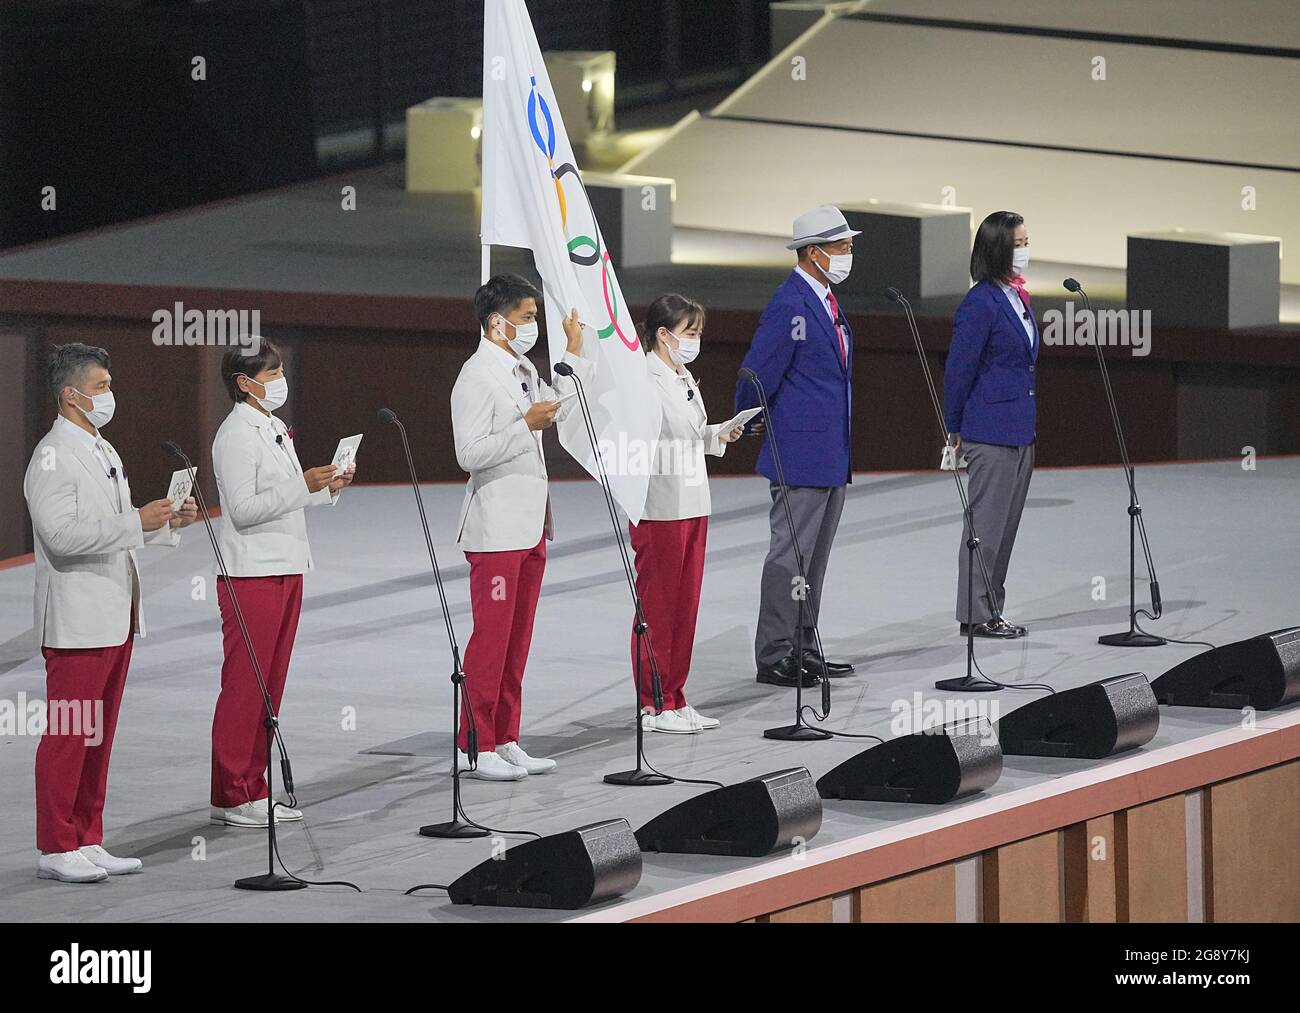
[481,0,661,524]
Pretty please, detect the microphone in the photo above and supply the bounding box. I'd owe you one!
[276,434,283,445]
[1060,278,1164,639]
[378,407,495,839]
[738,367,834,729]
[160,441,327,891]
[885,285,1019,692]
[163,438,292,791]
[557,362,694,788]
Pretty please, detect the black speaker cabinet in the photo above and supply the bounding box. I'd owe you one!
[995,673,1160,758]
[1152,627,1300,711]
[635,767,822,857]
[816,720,1003,804]
[447,819,642,910]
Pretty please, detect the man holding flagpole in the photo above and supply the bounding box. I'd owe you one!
[449,273,593,780]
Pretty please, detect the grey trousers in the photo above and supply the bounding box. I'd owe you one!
[755,484,846,667]
[956,440,1034,624]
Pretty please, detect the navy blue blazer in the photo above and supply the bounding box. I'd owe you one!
[943,281,1039,448]
[735,271,852,487]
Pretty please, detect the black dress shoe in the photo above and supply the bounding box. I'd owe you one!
[801,651,855,677]
[958,618,1020,639]
[1002,618,1028,637]
[756,654,820,688]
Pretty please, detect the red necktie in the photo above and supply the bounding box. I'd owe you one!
[1010,274,1032,311]
[826,291,848,365]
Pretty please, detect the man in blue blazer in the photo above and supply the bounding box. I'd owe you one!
[943,210,1038,639]
[736,206,859,688]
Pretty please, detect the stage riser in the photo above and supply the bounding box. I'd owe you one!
[644,758,1300,923]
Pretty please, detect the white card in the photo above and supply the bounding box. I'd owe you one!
[166,468,195,511]
[715,406,763,434]
[940,444,969,471]
[329,434,362,503]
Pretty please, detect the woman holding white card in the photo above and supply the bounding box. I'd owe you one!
[632,294,745,734]
[207,340,354,828]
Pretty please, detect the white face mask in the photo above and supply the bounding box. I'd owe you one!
[816,248,853,285]
[497,316,539,356]
[74,389,115,429]
[1011,247,1030,275]
[666,330,700,366]
[246,376,288,413]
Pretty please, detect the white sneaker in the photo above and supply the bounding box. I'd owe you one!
[678,704,720,730]
[259,798,304,822]
[37,850,108,883]
[456,749,527,781]
[79,844,143,875]
[497,741,557,775]
[643,709,702,734]
[208,798,302,828]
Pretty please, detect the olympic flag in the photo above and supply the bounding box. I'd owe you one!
[481,0,661,524]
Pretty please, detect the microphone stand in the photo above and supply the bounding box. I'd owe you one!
[1063,280,1164,647]
[163,442,307,890]
[886,290,1010,692]
[739,367,834,738]
[377,409,491,837]
[552,361,672,786]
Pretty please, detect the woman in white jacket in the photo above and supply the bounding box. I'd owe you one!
[633,295,744,734]
[208,340,353,827]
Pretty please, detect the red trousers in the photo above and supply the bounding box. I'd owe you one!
[35,621,134,853]
[211,574,303,808]
[629,517,708,712]
[459,535,546,752]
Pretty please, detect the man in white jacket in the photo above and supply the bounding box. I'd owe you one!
[23,343,197,883]
[450,273,592,780]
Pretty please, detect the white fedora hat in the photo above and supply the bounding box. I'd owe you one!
[786,205,861,251]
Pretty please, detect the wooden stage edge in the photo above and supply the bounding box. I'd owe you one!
[572,707,1300,923]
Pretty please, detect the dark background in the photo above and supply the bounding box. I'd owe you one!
[0,0,771,248]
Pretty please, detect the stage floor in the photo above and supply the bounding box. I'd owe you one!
[0,457,1297,922]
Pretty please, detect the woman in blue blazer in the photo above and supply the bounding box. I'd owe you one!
[943,211,1038,639]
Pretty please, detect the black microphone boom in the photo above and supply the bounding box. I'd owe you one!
[160,442,355,891]
[887,289,1014,693]
[554,362,676,786]
[739,367,834,737]
[376,407,493,839]
[1060,280,1164,647]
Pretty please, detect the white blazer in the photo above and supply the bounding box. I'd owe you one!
[640,352,728,522]
[450,340,593,553]
[211,402,334,577]
[24,417,178,650]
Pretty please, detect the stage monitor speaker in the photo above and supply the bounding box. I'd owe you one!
[995,673,1159,758]
[1152,627,1300,711]
[635,767,822,857]
[447,819,642,910]
[816,720,1002,804]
